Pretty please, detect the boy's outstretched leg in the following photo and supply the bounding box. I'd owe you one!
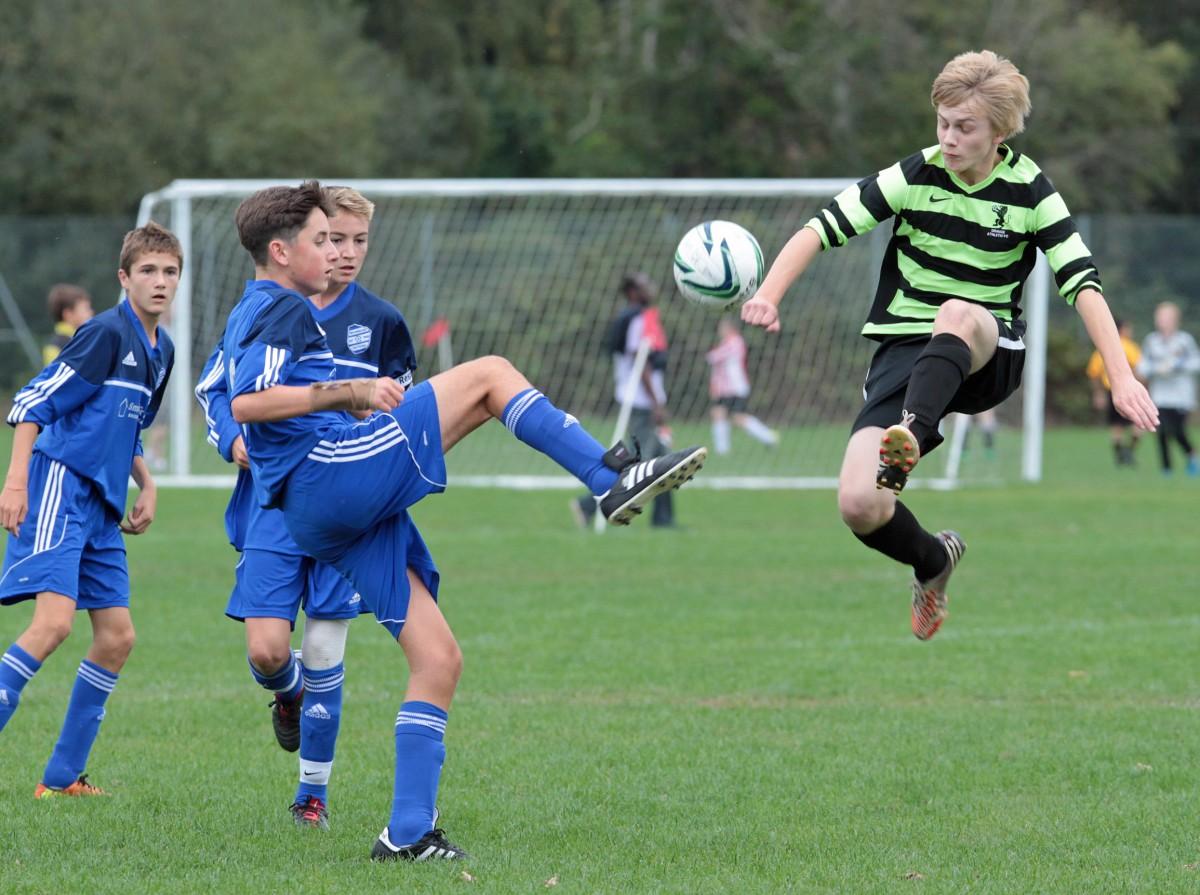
[427,356,706,524]
[371,571,468,862]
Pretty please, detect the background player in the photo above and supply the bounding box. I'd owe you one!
[42,284,94,366]
[1137,301,1200,475]
[705,316,779,455]
[195,186,418,829]
[0,223,178,796]
[1087,318,1143,467]
[218,181,705,861]
[741,50,1157,640]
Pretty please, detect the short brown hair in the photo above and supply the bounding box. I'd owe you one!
[322,186,375,222]
[47,284,92,322]
[236,180,329,267]
[120,220,183,273]
[931,50,1031,139]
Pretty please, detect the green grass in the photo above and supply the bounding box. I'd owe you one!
[1,428,1198,893]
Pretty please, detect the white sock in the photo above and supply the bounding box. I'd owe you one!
[712,419,731,455]
[740,415,779,445]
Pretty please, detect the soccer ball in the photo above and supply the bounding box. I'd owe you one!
[672,220,764,310]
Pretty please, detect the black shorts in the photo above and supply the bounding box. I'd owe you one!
[851,317,1026,454]
[713,395,748,414]
[1105,393,1131,427]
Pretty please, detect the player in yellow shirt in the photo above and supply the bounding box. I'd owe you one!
[42,284,94,366]
[1087,318,1143,466]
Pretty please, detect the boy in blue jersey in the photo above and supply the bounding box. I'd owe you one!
[217,181,705,861]
[0,222,180,796]
[742,50,1158,640]
[195,186,420,830]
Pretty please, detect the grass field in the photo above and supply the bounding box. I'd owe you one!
[1,427,1198,893]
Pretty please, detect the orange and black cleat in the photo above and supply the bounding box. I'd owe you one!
[877,412,920,493]
[34,774,107,799]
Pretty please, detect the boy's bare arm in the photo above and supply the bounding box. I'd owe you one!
[1076,289,1158,431]
[231,378,404,424]
[1,422,40,536]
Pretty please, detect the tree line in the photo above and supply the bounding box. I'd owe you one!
[0,0,1194,215]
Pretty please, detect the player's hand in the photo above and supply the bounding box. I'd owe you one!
[370,377,405,412]
[231,436,250,469]
[0,483,28,537]
[121,485,157,535]
[741,296,781,332]
[1111,376,1158,432]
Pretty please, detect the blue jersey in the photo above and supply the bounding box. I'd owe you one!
[197,280,418,551]
[7,301,172,519]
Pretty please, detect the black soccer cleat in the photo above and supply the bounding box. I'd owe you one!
[270,690,303,753]
[875,462,909,494]
[290,795,329,830]
[598,442,707,526]
[371,826,470,862]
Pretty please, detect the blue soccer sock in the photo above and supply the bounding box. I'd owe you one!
[389,701,448,846]
[42,660,118,789]
[295,662,344,805]
[248,651,304,702]
[502,389,619,496]
[0,644,42,733]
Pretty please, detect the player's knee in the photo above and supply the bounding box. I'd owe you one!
[411,637,463,690]
[95,623,136,666]
[28,616,73,654]
[933,299,979,337]
[476,354,517,382]
[838,488,888,531]
[247,640,292,675]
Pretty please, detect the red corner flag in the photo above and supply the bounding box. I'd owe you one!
[421,317,450,348]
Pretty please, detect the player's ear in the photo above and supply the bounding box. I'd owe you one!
[268,237,289,267]
[117,268,131,290]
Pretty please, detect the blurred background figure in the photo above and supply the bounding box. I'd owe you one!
[1137,302,1200,476]
[706,316,779,455]
[1087,318,1143,467]
[43,283,94,365]
[574,272,675,528]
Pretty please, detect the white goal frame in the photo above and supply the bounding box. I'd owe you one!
[136,178,1047,489]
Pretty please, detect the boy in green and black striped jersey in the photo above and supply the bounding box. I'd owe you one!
[742,50,1158,641]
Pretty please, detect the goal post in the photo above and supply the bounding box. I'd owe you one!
[135,178,1047,489]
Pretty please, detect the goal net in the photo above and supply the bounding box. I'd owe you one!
[136,179,1048,489]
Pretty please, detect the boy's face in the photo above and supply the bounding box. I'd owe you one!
[936,100,1003,178]
[118,252,181,322]
[275,208,338,296]
[1155,305,1179,334]
[328,211,370,289]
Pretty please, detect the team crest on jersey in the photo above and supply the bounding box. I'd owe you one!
[347,323,372,355]
[988,203,1010,239]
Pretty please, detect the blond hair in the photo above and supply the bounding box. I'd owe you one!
[322,186,375,222]
[931,50,1031,139]
[120,220,183,273]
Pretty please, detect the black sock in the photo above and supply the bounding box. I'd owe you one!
[901,333,972,449]
[854,501,947,581]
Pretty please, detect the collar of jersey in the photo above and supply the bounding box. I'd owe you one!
[120,297,160,358]
[940,143,1014,194]
[309,281,358,323]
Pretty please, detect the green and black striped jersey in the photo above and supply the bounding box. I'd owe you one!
[806,144,1101,340]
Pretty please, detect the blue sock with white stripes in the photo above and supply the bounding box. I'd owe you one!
[248,652,304,702]
[389,701,448,846]
[502,388,619,495]
[296,662,344,805]
[0,644,42,732]
[42,660,118,789]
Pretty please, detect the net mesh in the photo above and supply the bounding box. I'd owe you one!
[141,180,1016,485]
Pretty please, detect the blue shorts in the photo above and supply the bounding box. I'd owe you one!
[0,453,129,610]
[226,549,363,626]
[283,381,445,638]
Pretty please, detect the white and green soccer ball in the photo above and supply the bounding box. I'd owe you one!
[672,220,764,310]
